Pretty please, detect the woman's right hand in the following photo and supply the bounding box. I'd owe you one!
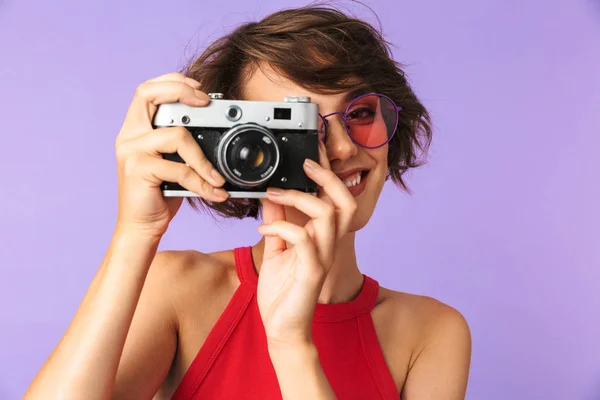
[114,72,229,238]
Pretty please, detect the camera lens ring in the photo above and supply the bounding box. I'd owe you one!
[216,123,280,188]
[225,105,242,122]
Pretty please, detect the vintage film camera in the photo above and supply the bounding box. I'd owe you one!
[152,93,320,198]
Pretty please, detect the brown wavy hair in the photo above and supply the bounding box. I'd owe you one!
[181,4,432,219]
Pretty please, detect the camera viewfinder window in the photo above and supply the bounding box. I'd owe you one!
[274,108,292,120]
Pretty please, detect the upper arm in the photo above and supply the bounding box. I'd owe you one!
[112,251,182,400]
[401,304,472,400]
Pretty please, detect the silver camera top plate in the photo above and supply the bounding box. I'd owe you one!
[153,97,319,130]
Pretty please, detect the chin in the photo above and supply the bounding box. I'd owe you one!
[348,215,370,233]
[348,198,377,232]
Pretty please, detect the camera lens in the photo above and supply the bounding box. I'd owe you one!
[216,124,280,188]
[239,146,265,169]
[181,115,190,124]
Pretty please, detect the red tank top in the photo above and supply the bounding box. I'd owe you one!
[171,247,399,399]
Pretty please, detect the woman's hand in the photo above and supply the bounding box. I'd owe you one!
[256,141,358,347]
[114,72,229,239]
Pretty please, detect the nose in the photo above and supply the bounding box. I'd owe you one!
[324,115,358,162]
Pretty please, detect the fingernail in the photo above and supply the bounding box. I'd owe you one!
[266,188,284,196]
[185,77,201,88]
[214,188,229,198]
[212,168,225,185]
[195,89,208,98]
[193,95,208,106]
[304,158,319,171]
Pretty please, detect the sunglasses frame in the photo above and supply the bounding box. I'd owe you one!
[318,93,403,149]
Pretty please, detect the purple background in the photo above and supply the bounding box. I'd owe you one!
[1,0,599,399]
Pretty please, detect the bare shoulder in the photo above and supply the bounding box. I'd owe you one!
[378,287,469,334]
[150,249,237,285]
[147,249,239,316]
[376,286,471,356]
[374,287,472,398]
[151,250,237,290]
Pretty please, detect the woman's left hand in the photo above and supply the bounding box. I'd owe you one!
[256,141,357,347]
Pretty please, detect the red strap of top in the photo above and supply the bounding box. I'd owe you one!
[170,270,255,400]
[234,246,379,323]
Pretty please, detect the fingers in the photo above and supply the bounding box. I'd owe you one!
[121,154,228,202]
[120,73,209,139]
[314,139,332,202]
[266,188,333,221]
[303,158,357,238]
[261,199,288,259]
[317,139,331,171]
[129,126,225,188]
[116,125,228,202]
[264,188,335,268]
[145,72,201,88]
[258,221,322,282]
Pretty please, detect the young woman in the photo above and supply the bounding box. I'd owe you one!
[25,6,471,400]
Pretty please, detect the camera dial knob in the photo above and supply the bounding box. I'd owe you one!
[208,93,225,99]
[284,96,311,103]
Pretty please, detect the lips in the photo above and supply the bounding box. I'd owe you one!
[335,168,371,196]
[335,168,368,180]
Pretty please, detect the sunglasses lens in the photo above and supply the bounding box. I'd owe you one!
[345,95,398,148]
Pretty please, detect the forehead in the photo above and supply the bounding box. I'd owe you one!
[241,62,372,109]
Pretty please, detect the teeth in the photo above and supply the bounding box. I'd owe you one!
[344,172,362,188]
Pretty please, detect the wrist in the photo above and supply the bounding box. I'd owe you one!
[268,340,337,399]
[268,338,317,364]
[105,227,162,275]
[112,224,163,248]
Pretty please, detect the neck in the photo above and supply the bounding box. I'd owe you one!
[251,232,365,304]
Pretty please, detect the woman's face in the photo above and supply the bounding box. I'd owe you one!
[243,64,388,232]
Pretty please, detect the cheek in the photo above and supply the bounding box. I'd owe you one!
[375,145,389,165]
[367,148,388,200]
[360,147,388,202]
[367,146,388,180]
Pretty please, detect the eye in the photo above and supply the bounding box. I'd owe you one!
[347,107,376,123]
